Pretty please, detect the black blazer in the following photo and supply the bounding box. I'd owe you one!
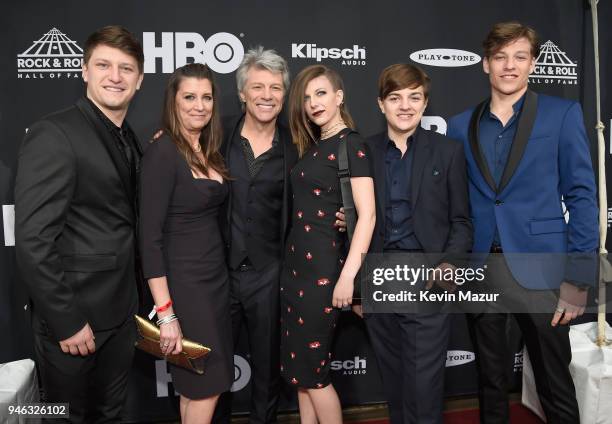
[14,98,140,341]
[366,129,472,255]
[219,114,299,255]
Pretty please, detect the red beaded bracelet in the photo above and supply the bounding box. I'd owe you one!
[156,299,173,313]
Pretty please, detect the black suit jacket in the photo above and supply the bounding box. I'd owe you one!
[15,98,140,341]
[219,114,299,256]
[366,129,472,256]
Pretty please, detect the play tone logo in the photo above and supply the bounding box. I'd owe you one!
[445,350,475,367]
[17,28,83,79]
[529,40,577,85]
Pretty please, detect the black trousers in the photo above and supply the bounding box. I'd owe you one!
[365,312,450,424]
[467,256,580,424]
[214,260,281,424]
[32,314,136,424]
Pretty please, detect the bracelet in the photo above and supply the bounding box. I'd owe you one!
[156,314,178,326]
[155,300,173,313]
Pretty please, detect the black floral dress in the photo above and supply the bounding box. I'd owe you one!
[280,129,372,389]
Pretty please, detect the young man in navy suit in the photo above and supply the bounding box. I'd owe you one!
[365,64,472,424]
[447,22,598,423]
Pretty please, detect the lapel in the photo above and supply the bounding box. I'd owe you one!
[75,97,133,200]
[410,128,432,207]
[222,114,244,228]
[279,124,296,245]
[468,99,497,192]
[371,133,387,232]
[498,89,538,193]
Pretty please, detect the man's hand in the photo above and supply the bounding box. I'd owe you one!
[551,282,587,327]
[425,262,458,292]
[335,207,347,233]
[59,323,95,356]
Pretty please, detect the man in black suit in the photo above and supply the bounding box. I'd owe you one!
[214,46,296,424]
[15,26,144,423]
[364,64,472,424]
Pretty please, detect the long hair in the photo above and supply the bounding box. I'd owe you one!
[288,65,355,157]
[160,63,228,179]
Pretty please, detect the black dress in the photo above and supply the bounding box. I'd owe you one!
[280,129,371,389]
[140,136,233,398]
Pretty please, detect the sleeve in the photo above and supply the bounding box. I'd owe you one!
[346,133,372,178]
[444,141,473,254]
[557,102,599,286]
[14,119,86,341]
[139,138,177,279]
[558,102,598,253]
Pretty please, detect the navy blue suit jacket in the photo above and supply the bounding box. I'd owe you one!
[447,90,598,289]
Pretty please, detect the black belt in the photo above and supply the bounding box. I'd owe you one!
[490,245,503,253]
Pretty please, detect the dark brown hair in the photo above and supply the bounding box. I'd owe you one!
[483,21,540,58]
[84,25,144,73]
[288,65,355,157]
[378,63,430,100]
[160,63,228,179]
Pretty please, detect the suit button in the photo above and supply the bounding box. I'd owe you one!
[495,200,503,206]
[247,217,252,223]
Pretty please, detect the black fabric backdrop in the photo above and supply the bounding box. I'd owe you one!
[1,1,610,421]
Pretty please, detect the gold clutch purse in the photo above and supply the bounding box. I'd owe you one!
[134,314,211,375]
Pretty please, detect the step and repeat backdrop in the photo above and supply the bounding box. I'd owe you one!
[1,0,611,421]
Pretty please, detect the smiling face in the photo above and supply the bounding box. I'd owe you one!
[303,75,343,131]
[483,36,535,99]
[378,86,427,139]
[240,67,284,126]
[175,77,213,135]
[82,44,143,118]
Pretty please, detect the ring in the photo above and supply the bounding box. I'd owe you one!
[163,342,169,347]
[555,307,565,313]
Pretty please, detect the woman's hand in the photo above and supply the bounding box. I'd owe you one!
[159,316,183,355]
[332,275,354,308]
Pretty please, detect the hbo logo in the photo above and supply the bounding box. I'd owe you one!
[143,32,244,74]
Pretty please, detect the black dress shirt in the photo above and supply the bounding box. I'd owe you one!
[384,133,422,250]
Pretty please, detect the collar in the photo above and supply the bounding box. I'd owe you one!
[486,92,526,120]
[386,128,417,151]
[238,116,279,147]
[86,97,130,135]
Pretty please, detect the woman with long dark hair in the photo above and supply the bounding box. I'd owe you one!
[280,65,376,423]
[140,63,232,423]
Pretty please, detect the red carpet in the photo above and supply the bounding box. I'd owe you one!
[346,404,544,424]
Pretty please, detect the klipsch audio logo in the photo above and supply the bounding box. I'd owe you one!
[410,48,481,67]
[143,32,244,74]
[291,43,366,66]
[445,350,475,367]
[330,356,367,375]
[529,40,577,85]
[17,28,83,79]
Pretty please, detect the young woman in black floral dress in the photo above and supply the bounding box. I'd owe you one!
[280,65,376,424]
